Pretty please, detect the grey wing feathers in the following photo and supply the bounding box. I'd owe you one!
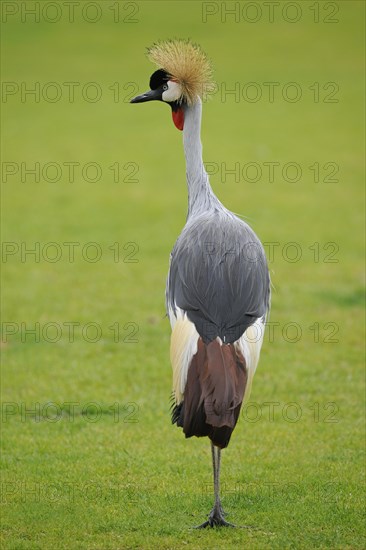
[167,210,270,344]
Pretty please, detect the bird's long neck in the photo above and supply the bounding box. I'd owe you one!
[183,98,219,218]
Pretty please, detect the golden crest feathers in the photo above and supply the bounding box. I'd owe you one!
[147,39,215,105]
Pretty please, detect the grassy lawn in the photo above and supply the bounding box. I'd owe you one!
[1,1,365,548]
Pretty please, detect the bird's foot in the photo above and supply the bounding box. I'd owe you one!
[194,505,235,529]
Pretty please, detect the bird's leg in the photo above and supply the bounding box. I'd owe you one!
[212,444,226,518]
[195,442,235,528]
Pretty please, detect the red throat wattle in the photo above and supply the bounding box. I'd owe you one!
[172,108,184,131]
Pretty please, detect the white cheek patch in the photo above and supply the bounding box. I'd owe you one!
[162,80,182,102]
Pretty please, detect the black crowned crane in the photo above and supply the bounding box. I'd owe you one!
[131,39,270,528]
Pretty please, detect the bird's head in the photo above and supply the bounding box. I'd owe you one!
[130,39,215,131]
[131,68,186,130]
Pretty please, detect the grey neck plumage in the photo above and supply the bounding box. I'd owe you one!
[183,98,223,220]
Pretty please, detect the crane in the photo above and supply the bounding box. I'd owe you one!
[131,39,270,528]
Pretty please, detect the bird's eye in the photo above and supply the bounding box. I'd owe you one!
[163,84,168,91]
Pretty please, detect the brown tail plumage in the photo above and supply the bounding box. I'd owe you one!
[173,338,247,449]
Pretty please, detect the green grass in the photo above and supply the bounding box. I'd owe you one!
[1,1,365,548]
